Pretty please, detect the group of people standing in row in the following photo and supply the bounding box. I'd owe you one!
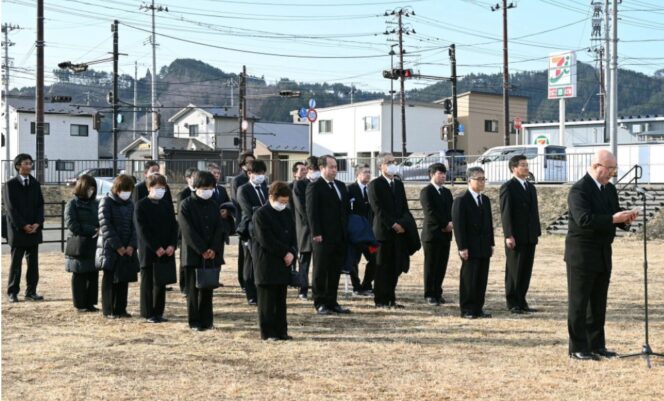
[3,149,637,358]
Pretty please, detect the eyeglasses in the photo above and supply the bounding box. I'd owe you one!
[470,177,487,182]
[597,163,617,172]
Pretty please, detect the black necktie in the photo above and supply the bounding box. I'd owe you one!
[523,181,528,191]
[438,187,444,196]
[23,177,28,187]
[389,180,395,193]
[329,182,340,200]
[362,186,368,202]
[256,186,265,205]
[477,194,482,207]
[600,185,605,192]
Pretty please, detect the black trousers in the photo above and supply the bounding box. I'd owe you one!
[179,262,187,293]
[7,245,40,296]
[72,271,99,309]
[237,242,246,289]
[459,257,490,315]
[186,267,214,329]
[423,240,451,299]
[298,252,311,296]
[140,266,166,319]
[312,241,345,309]
[567,265,611,354]
[349,246,376,292]
[505,243,536,309]
[243,242,257,302]
[257,284,288,340]
[101,270,129,316]
[374,238,405,306]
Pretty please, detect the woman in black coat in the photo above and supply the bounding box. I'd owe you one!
[178,171,225,331]
[97,175,138,319]
[65,174,99,312]
[134,174,178,323]
[252,181,297,341]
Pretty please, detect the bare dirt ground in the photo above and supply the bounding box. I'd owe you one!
[2,236,664,401]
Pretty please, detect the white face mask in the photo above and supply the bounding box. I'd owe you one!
[386,164,399,176]
[308,171,321,180]
[118,191,131,201]
[196,189,214,200]
[252,174,265,185]
[150,188,166,200]
[271,201,287,212]
[87,189,95,199]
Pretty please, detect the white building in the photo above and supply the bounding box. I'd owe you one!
[290,99,449,161]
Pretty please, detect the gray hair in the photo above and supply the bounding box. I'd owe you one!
[467,166,485,180]
[377,152,393,166]
[354,163,370,176]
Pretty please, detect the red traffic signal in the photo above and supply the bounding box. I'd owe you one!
[403,69,413,78]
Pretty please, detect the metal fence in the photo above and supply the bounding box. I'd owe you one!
[1,201,67,251]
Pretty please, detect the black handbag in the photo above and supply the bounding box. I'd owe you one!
[114,254,139,283]
[65,235,96,258]
[289,266,304,288]
[153,258,177,286]
[195,259,220,289]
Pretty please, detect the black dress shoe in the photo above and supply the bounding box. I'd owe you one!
[352,290,372,297]
[157,316,169,323]
[439,297,446,305]
[25,293,44,301]
[375,303,390,309]
[8,294,19,303]
[461,312,477,319]
[478,311,492,318]
[86,306,100,312]
[118,312,132,318]
[523,306,538,313]
[105,314,118,320]
[331,305,351,314]
[190,326,202,332]
[247,299,257,305]
[77,308,89,313]
[389,302,405,309]
[570,352,600,361]
[264,337,280,342]
[593,348,618,359]
[510,307,525,314]
[279,335,293,341]
[426,297,440,306]
[297,293,308,300]
[316,306,332,315]
[146,316,160,323]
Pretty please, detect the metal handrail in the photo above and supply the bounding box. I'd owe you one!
[617,164,642,194]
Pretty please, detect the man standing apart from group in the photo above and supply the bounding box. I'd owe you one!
[566,149,636,360]
[500,155,541,314]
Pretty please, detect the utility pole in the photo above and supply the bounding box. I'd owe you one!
[591,1,605,120]
[112,20,119,177]
[389,44,397,153]
[2,23,19,170]
[492,1,516,146]
[397,11,407,156]
[604,0,611,140]
[133,61,138,140]
[608,0,618,172]
[238,65,247,152]
[35,0,45,182]
[449,44,459,150]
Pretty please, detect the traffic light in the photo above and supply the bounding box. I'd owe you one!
[50,96,72,103]
[383,70,397,80]
[443,99,452,114]
[93,112,103,131]
[383,69,414,80]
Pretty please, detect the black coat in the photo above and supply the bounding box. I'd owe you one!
[236,181,268,240]
[230,170,249,202]
[2,175,44,247]
[211,184,231,207]
[176,187,192,214]
[306,177,349,244]
[252,204,297,286]
[132,180,173,207]
[564,173,627,273]
[452,190,495,259]
[499,177,541,245]
[65,196,99,273]
[178,193,225,268]
[134,197,179,268]
[367,175,409,241]
[292,178,313,252]
[97,194,138,270]
[419,183,454,242]
[347,182,373,220]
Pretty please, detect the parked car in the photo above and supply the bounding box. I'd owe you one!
[95,178,114,200]
[467,144,567,183]
[66,167,115,186]
[397,150,467,182]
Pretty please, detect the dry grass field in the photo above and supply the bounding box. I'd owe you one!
[2,236,664,401]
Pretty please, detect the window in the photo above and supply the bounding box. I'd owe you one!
[55,160,75,171]
[545,146,566,161]
[70,124,89,137]
[333,153,348,171]
[363,116,380,131]
[30,122,50,135]
[484,120,499,133]
[319,120,333,134]
[188,124,199,137]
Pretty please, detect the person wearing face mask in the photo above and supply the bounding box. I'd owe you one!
[134,174,178,323]
[291,156,319,300]
[176,167,199,295]
[236,160,269,305]
[368,153,415,309]
[97,175,139,319]
[64,174,100,312]
[251,181,297,341]
[346,163,376,296]
[178,171,226,331]
[231,152,256,291]
[132,160,173,207]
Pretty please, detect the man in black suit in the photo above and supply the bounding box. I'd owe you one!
[3,154,45,302]
[368,152,411,309]
[346,163,375,296]
[500,155,542,314]
[231,151,256,290]
[306,155,351,315]
[176,167,198,295]
[565,149,636,361]
[132,160,173,206]
[452,167,494,319]
[420,162,454,306]
[208,163,231,207]
[237,159,269,305]
[292,156,319,300]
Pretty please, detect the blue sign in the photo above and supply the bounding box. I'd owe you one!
[298,107,307,119]
[458,123,465,134]
[308,98,316,109]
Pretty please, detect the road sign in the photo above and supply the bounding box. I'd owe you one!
[307,108,318,123]
[308,98,316,109]
[514,117,522,130]
[298,107,307,119]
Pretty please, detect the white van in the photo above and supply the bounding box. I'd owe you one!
[467,144,567,183]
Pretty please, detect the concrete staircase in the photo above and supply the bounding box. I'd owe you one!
[546,185,664,236]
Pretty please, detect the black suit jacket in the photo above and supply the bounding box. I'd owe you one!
[419,183,453,242]
[252,204,298,286]
[292,178,313,252]
[132,180,173,209]
[230,171,249,202]
[367,175,409,241]
[236,181,268,239]
[211,184,231,206]
[134,197,178,268]
[499,177,541,245]
[452,190,495,259]
[347,182,373,220]
[2,175,45,247]
[306,177,349,244]
[565,173,627,273]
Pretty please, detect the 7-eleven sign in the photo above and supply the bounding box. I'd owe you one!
[548,51,577,99]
